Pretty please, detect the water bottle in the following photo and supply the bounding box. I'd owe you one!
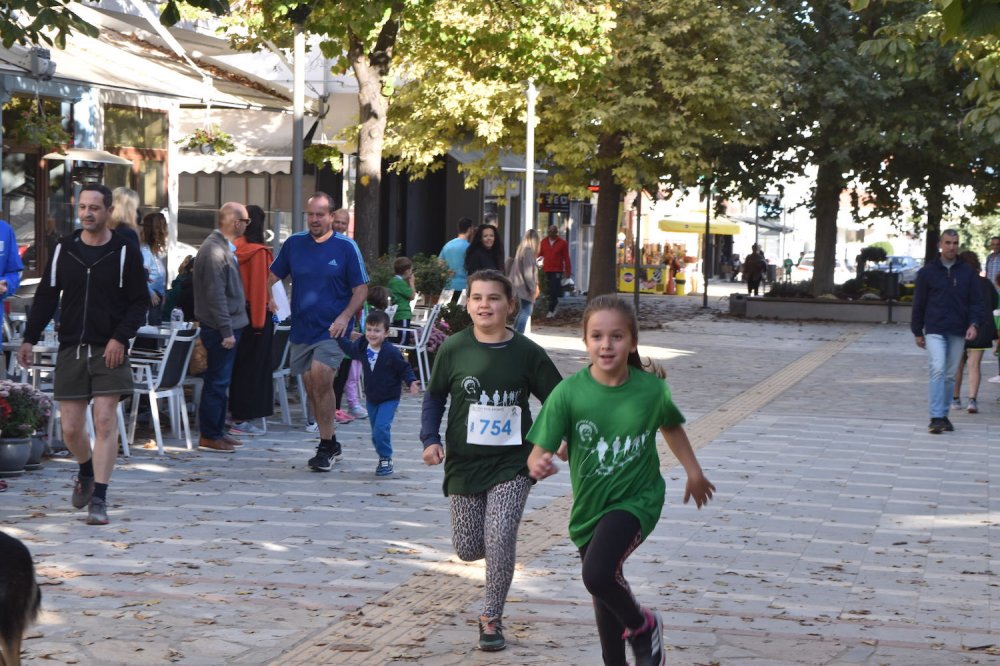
[43,321,56,346]
[170,308,184,329]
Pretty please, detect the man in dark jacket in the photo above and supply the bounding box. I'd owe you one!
[911,229,986,434]
[18,183,148,525]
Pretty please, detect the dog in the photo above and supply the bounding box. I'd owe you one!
[0,530,41,666]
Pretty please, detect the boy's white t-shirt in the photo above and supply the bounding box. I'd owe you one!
[366,345,380,371]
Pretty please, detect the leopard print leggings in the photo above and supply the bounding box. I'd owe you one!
[449,474,532,619]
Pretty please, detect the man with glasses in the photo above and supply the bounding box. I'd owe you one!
[193,202,250,453]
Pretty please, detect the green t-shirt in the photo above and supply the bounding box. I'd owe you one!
[429,327,562,496]
[526,366,685,548]
[388,275,414,322]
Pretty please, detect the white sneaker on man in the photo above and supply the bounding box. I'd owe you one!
[988,375,1000,384]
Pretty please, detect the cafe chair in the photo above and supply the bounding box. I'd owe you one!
[127,327,199,454]
[271,324,310,426]
[392,303,440,388]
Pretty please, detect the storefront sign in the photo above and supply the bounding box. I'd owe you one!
[538,193,570,214]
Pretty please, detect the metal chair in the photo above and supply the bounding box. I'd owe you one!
[392,303,441,387]
[127,327,199,454]
[271,325,310,425]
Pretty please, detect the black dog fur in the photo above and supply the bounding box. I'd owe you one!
[0,530,41,666]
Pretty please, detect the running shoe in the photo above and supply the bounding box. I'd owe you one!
[375,457,394,477]
[308,441,343,472]
[951,397,962,410]
[478,616,505,652]
[624,608,665,666]
[988,375,1000,384]
[72,475,95,509]
[968,398,979,414]
[305,421,319,433]
[229,421,265,436]
[86,497,109,525]
[335,409,354,424]
[349,404,369,420]
[942,416,955,432]
[928,418,944,434]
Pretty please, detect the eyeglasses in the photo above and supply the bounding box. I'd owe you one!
[236,218,251,224]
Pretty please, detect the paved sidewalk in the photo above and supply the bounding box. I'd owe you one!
[3,297,1000,665]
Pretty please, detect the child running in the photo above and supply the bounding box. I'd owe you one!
[420,269,562,652]
[340,309,419,476]
[526,295,715,666]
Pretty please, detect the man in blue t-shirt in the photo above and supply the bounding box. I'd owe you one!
[269,193,368,471]
[439,217,474,300]
[0,219,23,304]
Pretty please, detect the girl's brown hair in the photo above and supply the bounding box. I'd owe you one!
[582,295,664,377]
[141,212,168,255]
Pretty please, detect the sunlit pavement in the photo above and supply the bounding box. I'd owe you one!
[2,286,999,665]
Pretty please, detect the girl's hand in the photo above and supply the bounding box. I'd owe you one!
[409,381,420,395]
[527,446,558,480]
[684,474,716,508]
[556,441,569,461]
[422,443,444,466]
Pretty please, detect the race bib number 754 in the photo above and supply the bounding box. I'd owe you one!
[467,404,521,446]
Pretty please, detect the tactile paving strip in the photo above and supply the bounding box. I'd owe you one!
[273,328,866,664]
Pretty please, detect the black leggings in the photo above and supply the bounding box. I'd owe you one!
[579,510,645,666]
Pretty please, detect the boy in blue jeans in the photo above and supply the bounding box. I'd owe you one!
[343,310,420,475]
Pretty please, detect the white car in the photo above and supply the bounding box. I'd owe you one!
[792,252,856,284]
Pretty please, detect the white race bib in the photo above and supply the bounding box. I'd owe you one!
[467,404,521,446]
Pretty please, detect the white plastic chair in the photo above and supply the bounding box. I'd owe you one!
[127,327,199,454]
[392,303,441,387]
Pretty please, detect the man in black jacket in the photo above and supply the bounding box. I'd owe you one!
[911,229,985,434]
[18,183,148,525]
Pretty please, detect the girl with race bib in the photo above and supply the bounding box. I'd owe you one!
[526,295,715,666]
[420,269,562,652]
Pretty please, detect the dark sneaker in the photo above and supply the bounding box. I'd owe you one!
[624,609,665,666]
[478,616,505,652]
[308,442,342,471]
[375,457,394,477]
[928,418,944,434]
[72,475,95,509]
[942,417,954,432]
[86,497,109,525]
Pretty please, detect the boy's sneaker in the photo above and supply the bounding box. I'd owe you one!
[951,397,962,410]
[305,421,319,433]
[229,421,265,436]
[623,608,665,666]
[308,442,342,471]
[86,497,109,525]
[72,475,95,509]
[928,418,944,434]
[349,404,368,419]
[335,409,353,424]
[375,457,394,476]
[942,416,955,432]
[968,398,979,414]
[478,616,505,652]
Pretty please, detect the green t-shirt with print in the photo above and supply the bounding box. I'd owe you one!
[526,366,685,548]
[388,275,414,322]
[429,327,562,496]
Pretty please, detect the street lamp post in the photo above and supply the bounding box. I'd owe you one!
[633,191,642,313]
[703,179,712,309]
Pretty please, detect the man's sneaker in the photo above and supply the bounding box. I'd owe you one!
[952,397,962,410]
[968,398,979,414]
[942,416,955,432]
[928,418,944,434]
[988,374,1000,384]
[305,421,319,433]
[229,421,265,436]
[624,608,665,666]
[335,409,354,424]
[86,497,109,525]
[349,404,368,420]
[308,442,343,472]
[375,457,394,477]
[478,616,505,652]
[72,475,95,509]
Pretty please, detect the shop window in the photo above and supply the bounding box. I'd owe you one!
[221,174,267,208]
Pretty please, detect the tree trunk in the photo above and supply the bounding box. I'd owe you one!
[811,160,844,296]
[923,176,945,265]
[350,41,389,262]
[588,133,625,300]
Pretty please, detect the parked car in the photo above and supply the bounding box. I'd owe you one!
[871,255,921,283]
[791,252,856,284]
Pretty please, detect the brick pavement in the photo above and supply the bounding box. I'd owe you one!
[2,287,999,665]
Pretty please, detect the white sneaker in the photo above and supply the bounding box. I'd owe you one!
[229,421,265,436]
[988,375,1000,384]
[545,311,555,319]
[349,404,368,419]
[305,421,318,433]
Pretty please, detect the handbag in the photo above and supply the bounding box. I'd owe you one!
[188,325,208,376]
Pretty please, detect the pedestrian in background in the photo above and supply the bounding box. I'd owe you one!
[228,204,275,437]
[440,217,474,302]
[538,224,572,318]
[140,212,167,325]
[911,230,985,434]
[465,223,505,275]
[0,217,23,306]
[388,256,416,340]
[194,202,250,453]
[508,228,539,333]
[109,187,141,248]
[951,250,998,414]
[420,270,562,652]
[527,295,714,666]
[743,244,766,296]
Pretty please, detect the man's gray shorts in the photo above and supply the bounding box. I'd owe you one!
[289,338,345,376]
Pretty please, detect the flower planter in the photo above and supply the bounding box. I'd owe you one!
[24,434,46,471]
[0,437,32,477]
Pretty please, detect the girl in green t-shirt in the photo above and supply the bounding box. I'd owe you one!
[526,295,715,666]
[419,269,562,653]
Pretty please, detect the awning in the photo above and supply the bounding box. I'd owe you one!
[658,218,740,235]
[727,214,794,234]
[174,153,291,175]
[448,147,549,174]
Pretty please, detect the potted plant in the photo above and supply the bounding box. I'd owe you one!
[8,106,71,152]
[0,381,51,476]
[176,125,236,155]
[411,253,451,304]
